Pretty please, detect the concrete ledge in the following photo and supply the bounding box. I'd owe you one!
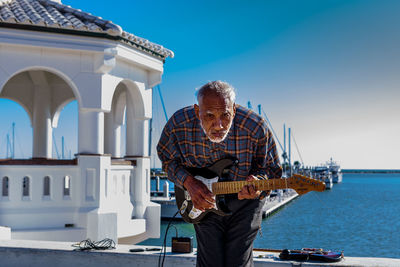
[0,226,11,240]
[11,227,86,242]
[0,239,399,267]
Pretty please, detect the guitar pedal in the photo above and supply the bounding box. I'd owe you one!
[171,237,193,253]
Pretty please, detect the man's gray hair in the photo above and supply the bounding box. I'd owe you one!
[196,81,236,104]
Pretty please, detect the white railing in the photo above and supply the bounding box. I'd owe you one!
[0,164,80,229]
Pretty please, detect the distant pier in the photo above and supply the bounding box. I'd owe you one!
[262,190,298,218]
[342,169,400,174]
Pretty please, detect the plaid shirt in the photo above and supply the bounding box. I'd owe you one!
[157,105,282,187]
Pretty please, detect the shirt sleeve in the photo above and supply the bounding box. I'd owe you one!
[156,117,191,188]
[251,124,283,179]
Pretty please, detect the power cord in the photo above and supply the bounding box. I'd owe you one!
[158,210,180,267]
[72,238,116,251]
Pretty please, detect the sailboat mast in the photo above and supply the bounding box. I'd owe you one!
[288,127,292,177]
[283,124,286,163]
[157,85,168,122]
[62,136,65,159]
[12,122,15,159]
[150,85,169,168]
[6,134,10,158]
[282,124,287,175]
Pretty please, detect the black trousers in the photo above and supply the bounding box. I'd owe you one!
[194,195,265,267]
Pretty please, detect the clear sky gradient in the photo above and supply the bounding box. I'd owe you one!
[1,0,399,169]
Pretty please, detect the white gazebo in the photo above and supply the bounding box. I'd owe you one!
[0,0,173,244]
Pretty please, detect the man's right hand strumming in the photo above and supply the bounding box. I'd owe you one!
[183,176,215,211]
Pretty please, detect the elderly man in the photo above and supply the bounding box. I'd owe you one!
[157,81,282,267]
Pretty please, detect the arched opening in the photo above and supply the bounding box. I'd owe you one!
[124,82,149,158]
[104,80,152,159]
[22,176,30,197]
[43,176,51,196]
[2,177,9,197]
[0,99,33,159]
[0,69,79,160]
[52,100,78,159]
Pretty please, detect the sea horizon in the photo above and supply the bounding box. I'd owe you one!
[341,169,400,173]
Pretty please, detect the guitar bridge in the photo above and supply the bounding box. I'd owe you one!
[188,208,202,219]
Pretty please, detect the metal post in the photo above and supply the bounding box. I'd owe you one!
[156,176,160,192]
[247,101,253,110]
[163,180,169,198]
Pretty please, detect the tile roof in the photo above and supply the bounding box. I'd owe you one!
[0,0,174,60]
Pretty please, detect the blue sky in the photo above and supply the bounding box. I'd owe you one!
[1,0,399,169]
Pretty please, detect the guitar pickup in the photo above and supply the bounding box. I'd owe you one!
[180,200,188,214]
[184,191,191,200]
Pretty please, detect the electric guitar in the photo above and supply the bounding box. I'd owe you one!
[175,158,325,224]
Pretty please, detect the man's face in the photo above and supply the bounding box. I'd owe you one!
[195,93,236,143]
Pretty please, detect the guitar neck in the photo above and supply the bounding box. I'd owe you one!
[211,179,289,195]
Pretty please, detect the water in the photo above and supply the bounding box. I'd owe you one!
[141,173,400,258]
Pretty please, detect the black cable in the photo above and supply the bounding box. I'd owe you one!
[169,224,179,238]
[72,238,116,251]
[158,210,180,267]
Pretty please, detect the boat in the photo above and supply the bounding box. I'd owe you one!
[324,172,334,189]
[313,166,333,190]
[326,158,342,183]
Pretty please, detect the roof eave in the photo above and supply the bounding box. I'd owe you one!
[0,22,172,62]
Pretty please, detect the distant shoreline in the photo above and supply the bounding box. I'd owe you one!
[342,169,400,174]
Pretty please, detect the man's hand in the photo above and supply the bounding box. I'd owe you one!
[183,176,215,211]
[238,175,267,200]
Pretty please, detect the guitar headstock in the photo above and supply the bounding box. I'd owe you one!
[287,174,325,195]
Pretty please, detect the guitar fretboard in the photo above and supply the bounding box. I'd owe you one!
[211,179,289,195]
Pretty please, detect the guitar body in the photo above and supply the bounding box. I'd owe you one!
[175,158,237,224]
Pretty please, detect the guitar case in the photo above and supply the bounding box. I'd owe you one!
[279,248,343,262]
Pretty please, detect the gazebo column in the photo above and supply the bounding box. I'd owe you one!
[29,71,52,158]
[126,118,149,157]
[126,102,150,218]
[78,109,104,155]
[104,111,122,158]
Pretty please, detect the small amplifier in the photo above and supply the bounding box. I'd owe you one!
[171,237,193,253]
